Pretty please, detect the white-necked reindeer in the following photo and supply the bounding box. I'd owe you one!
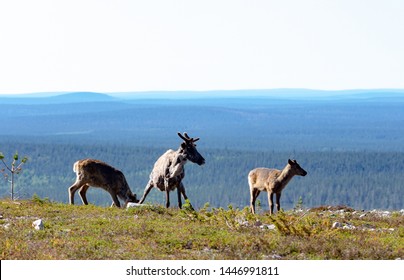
[138,132,205,209]
[68,159,138,208]
[248,159,307,214]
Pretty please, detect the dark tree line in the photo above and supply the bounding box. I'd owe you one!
[0,140,403,210]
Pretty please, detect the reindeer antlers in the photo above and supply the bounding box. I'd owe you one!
[177,132,200,143]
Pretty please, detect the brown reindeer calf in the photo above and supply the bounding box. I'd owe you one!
[248,159,307,214]
[68,159,138,208]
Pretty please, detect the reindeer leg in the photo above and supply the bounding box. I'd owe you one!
[179,183,193,210]
[177,187,182,209]
[139,180,154,204]
[78,184,90,205]
[165,189,170,208]
[68,180,84,205]
[109,192,121,208]
[268,192,274,215]
[250,189,260,214]
[276,192,282,212]
[163,177,173,208]
[250,189,254,214]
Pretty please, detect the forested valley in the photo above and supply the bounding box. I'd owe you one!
[1,90,403,211]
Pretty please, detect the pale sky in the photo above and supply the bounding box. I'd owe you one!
[0,0,403,94]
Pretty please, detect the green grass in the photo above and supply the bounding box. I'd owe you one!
[0,198,403,260]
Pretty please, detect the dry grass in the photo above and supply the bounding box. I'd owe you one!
[0,198,403,260]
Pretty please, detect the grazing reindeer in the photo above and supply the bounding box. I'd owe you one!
[68,159,138,208]
[138,132,205,209]
[248,159,307,214]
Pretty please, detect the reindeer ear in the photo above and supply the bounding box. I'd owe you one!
[288,159,294,165]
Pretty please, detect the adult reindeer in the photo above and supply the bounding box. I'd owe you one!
[68,159,138,208]
[138,132,205,209]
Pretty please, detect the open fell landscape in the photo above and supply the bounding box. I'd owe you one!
[1,90,404,210]
[1,90,404,259]
[0,197,403,260]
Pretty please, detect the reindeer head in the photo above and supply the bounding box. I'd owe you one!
[178,132,205,166]
[127,193,139,204]
[288,159,307,176]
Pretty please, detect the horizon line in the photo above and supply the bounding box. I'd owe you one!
[1,88,404,97]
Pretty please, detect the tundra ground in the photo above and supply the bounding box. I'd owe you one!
[0,198,403,260]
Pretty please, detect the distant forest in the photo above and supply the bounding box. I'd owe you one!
[1,92,404,210]
[0,141,403,210]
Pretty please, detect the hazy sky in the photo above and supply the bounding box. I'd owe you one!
[1,0,403,94]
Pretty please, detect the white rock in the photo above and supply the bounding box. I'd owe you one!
[332,222,343,229]
[126,202,147,208]
[381,211,391,217]
[342,224,356,230]
[270,254,282,259]
[3,223,11,230]
[260,224,276,230]
[32,219,44,230]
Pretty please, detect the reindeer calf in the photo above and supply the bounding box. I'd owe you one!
[248,159,307,214]
[68,159,138,208]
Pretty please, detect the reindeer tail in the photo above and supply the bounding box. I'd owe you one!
[73,161,80,174]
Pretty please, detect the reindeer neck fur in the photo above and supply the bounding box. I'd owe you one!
[276,164,295,190]
[174,147,188,165]
[166,147,188,178]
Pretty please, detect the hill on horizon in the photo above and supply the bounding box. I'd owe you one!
[1,88,404,104]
